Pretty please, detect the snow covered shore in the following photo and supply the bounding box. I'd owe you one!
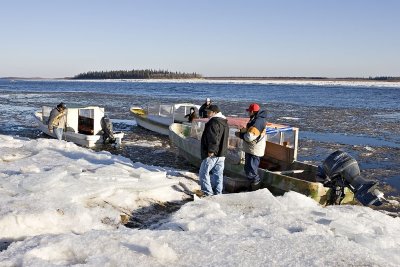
[28,78,400,88]
[0,135,399,266]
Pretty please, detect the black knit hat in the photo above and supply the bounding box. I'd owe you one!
[57,102,66,109]
[205,104,220,113]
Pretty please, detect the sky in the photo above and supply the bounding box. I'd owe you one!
[1,134,399,266]
[1,0,400,78]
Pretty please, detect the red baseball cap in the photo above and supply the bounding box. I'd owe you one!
[246,103,260,112]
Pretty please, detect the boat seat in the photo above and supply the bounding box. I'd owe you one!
[78,125,94,135]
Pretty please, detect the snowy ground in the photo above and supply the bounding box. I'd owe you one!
[1,135,399,266]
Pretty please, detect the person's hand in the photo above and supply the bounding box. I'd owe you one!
[208,152,214,157]
[49,128,53,133]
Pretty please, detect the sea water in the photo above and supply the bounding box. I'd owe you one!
[0,79,399,199]
[1,79,399,109]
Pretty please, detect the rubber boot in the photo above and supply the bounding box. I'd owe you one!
[250,180,261,191]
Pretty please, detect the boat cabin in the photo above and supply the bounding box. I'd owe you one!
[144,103,201,124]
[41,106,105,135]
[190,118,298,167]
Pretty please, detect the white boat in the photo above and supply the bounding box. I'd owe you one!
[34,105,124,147]
[130,103,201,135]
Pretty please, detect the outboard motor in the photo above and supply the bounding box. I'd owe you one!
[100,116,116,144]
[317,150,384,206]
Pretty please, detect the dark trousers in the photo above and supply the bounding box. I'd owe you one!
[244,153,260,183]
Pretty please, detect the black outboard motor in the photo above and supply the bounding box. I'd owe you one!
[100,116,116,144]
[317,150,384,206]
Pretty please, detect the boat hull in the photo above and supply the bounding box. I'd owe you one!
[130,108,170,136]
[130,104,200,136]
[169,123,354,205]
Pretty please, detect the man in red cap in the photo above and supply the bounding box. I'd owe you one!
[235,103,267,190]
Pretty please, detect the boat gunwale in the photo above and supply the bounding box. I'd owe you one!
[168,122,354,204]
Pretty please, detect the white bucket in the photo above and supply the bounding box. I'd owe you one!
[114,137,122,148]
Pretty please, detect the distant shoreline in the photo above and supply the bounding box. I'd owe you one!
[204,77,400,82]
[2,76,400,83]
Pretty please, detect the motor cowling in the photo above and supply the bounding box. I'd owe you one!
[100,116,116,144]
[318,150,383,206]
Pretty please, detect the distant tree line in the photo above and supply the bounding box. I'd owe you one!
[73,69,202,80]
[368,76,400,81]
[205,76,400,82]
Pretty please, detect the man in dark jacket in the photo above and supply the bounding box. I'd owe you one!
[235,103,267,190]
[184,107,198,123]
[198,98,211,118]
[199,104,229,196]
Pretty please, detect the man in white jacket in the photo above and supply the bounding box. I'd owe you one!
[235,103,267,190]
[48,102,67,140]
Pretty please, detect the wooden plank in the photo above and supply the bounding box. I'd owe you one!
[263,141,295,163]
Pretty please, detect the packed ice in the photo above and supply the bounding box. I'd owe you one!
[0,135,399,266]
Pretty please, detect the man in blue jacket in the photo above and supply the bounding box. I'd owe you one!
[199,104,229,196]
[235,103,267,190]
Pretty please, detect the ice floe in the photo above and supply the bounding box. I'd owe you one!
[0,134,399,266]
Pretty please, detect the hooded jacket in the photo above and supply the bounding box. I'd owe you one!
[239,110,267,157]
[200,113,229,160]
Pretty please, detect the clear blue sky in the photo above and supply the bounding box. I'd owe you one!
[1,0,399,78]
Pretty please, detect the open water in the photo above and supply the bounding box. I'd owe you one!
[0,79,399,213]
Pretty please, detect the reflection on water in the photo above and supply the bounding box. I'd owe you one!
[300,131,400,148]
[387,176,400,194]
[373,112,400,121]
[1,79,400,109]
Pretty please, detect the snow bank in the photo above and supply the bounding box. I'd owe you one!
[0,135,188,240]
[1,134,399,266]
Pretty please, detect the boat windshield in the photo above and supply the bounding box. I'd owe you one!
[145,103,201,123]
[189,119,298,149]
